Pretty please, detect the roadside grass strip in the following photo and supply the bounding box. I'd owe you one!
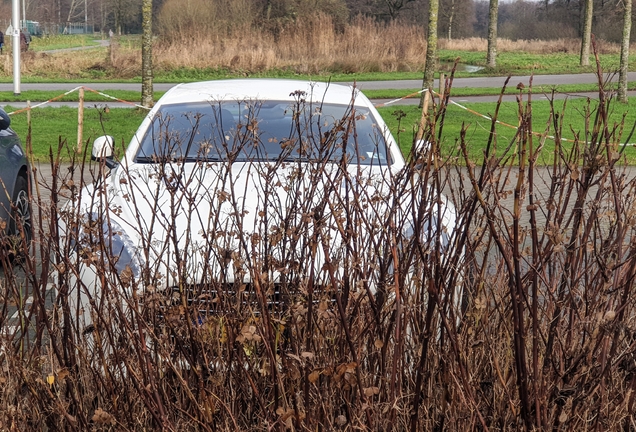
[5,86,153,116]
[6,87,85,116]
[2,86,636,161]
[377,88,635,148]
[82,87,151,110]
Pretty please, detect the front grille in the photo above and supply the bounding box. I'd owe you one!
[141,281,333,324]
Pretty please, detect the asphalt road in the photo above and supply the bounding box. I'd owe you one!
[2,71,635,92]
[1,71,635,109]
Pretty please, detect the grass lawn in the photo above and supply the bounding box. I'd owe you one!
[0,83,628,104]
[0,90,166,104]
[10,94,636,165]
[380,96,636,163]
[8,105,147,161]
[28,34,101,52]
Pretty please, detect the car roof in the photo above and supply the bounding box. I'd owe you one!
[157,79,367,107]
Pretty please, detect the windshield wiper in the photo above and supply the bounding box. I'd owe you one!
[181,156,223,162]
[135,155,223,163]
[135,156,157,163]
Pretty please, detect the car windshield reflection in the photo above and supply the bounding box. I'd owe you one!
[135,100,391,165]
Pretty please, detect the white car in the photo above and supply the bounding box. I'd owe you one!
[61,79,457,335]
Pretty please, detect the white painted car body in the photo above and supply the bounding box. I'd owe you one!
[62,79,457,331]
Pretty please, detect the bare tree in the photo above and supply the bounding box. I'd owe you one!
[420,0,438,107]
[486,0,498,68]
[439,0,473,39]
[383,0,416,19]
[619,0,631,103]
[65,0,84,22]
[444,0,455,39]
[106,0,142,35]
[113,0,126,34]
[343,0,419,21]
[265,0,272,20]
[580,0,593,66]
[141,0,153,108]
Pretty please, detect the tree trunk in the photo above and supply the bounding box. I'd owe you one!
[619,0,632,103]
[486,0,498,68]
[420,0,438,107]
[580,0,593,66]
[447,0,455,40]
[141,0,154,108]
[115,0,122,35]
[66,0,82,22]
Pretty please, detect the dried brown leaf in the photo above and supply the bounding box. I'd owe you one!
[363,386,380,397]
[92,408,115,425]
[309,370,320,384]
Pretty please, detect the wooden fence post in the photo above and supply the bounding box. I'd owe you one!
[77,87,84,153]
[416,91,431,142]
[26,100,31,156]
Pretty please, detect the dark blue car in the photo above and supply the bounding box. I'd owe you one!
[0,108,30,249]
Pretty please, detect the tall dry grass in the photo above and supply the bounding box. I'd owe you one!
[0,16,629,79]
[0,15,429,78]
[439,37,622,55]
[154,14,428,74]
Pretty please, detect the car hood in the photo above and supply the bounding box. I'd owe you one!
[72,160,413,286]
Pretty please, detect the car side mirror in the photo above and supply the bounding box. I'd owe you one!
[92,135,117,169]
[0,109,11,131]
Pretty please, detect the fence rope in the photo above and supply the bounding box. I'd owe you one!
[373,87,634,146]
[7,86,83,115]
[82,86,151,110]
[5,85,152,116]
[4,85,631,147]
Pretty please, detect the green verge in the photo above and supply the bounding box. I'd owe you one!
[152,51,629,81]
[436,51,617,75]
[363,83,636,99]
[9,99,636,164]
[29,34,101,51]
[1,83,632,105]
[0,90,166,103]
[0,44,633,83]
[7,105,147,161]
[378,97,636,164]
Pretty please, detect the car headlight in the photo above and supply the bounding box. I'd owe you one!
[402,217,451,252]
[105,218,143,278]
[76,212,143,278]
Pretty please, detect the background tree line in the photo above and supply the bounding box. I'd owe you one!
[0,0,632,43]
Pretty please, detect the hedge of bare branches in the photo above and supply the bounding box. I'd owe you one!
[1,68,636,431]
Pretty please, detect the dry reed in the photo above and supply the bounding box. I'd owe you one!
[154,14,428,74]
[439,37,622,55]
[0,16,629,79]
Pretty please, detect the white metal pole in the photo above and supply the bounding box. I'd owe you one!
[12,0,20,95]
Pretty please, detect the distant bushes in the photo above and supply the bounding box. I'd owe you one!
[155,0,350,42]
[155,0,262,42]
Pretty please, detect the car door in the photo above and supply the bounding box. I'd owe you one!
[0,127,25,234]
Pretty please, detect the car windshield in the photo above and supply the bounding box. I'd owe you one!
[135,100,391,165]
